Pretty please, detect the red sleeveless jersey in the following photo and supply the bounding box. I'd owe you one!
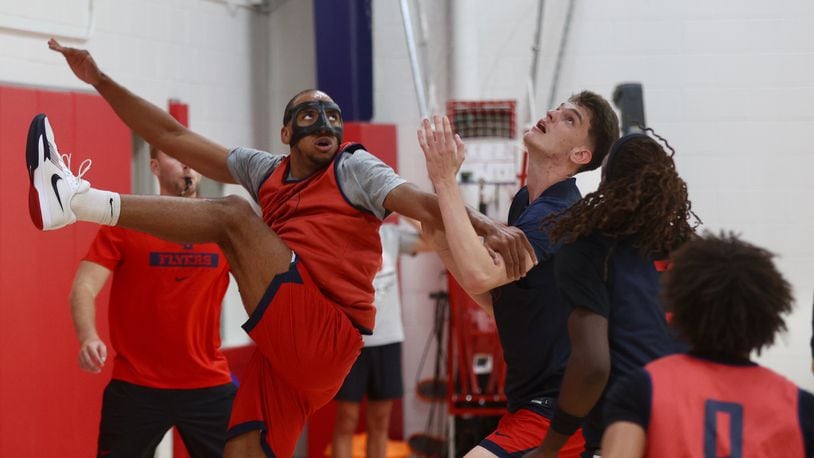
[257,144,382,332]
[645,354,805,457]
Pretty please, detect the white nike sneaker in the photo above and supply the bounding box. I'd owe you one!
[26,113,92,231]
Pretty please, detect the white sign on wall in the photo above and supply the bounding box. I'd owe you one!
[0,0,94,40]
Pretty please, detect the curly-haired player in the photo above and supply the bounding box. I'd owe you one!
[528,132,699,457]
[601,232,814,457]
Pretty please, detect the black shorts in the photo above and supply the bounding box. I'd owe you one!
[335,342,404,402]
[97,379,237,458]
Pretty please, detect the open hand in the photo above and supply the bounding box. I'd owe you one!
[48,39,104,86]
[417,115,465,185]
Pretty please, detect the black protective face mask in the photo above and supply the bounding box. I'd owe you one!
[284,101,344,147]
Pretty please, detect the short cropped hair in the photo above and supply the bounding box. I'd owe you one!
[282,89,321,125]
[569,91,620,173]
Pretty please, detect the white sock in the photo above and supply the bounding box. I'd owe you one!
[72,188,121,226]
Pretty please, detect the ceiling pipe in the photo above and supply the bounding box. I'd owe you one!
[399,0,430,118]
[526,0,546,125]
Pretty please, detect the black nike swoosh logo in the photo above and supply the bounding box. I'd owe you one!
[51,174,64,211]
[494,431,511,438]
[109,197,113,218]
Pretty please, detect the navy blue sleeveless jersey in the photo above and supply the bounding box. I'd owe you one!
[491,179,581,412]
[554,233,677,451]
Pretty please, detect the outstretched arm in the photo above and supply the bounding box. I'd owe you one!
[383,183,534,282]
[409,116,535,294]
[48,39,235,183]
[69,261,113,374]
[420,222,494,313]
[384,181,535,291]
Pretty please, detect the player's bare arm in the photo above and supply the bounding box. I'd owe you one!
[383,178,534,287]
[532,309,611,456]
[600,421,646,458]
[48,39,235,184]
[421,222,494,313]
[69,261,112,374]
[417,115,535,293]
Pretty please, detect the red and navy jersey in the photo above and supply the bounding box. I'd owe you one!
[256,144,383,333]
[84,226,232,389]
[491,179,581,411]
[605,353,814,457]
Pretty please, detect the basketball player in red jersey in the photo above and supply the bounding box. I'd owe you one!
[32,40,535,458]
[601,233,814,457]
[70,146,235,457]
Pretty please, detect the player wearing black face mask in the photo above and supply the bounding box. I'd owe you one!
[41,39,537,456]
[284,100,344,147]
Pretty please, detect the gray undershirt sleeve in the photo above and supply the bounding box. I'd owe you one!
[227,147,286,203]
[336,149,407,220]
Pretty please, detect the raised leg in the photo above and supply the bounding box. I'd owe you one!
[117,194,291,316]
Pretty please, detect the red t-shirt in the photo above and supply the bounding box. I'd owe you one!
[84,226,232,389]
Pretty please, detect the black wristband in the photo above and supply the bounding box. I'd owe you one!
[549,405,584,436]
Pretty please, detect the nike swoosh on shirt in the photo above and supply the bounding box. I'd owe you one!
[175,276,189,282]
[51,174,64,211]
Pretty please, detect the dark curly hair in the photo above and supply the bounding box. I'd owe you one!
[663,232,793,358]
[544,131,699,256]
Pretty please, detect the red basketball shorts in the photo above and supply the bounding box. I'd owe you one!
[227,258,363,457]
[480,408,585,457]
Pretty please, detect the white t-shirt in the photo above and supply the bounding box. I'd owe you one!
[364,224,419,347]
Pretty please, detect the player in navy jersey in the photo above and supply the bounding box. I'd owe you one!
[527,132,699,457]
[602,233,814,457]
[418,88,619,458]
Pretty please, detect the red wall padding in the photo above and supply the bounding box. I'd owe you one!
[344,122,398,170]
[0,85,131,457]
